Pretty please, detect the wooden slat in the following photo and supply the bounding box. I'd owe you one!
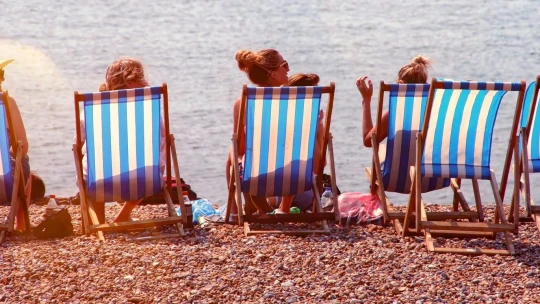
[0,223,10,231]
[246,229,328,236]
[430,230,496,239]
[244,213,335,224]
[530,206,540,213]
[432,247,513,256]
[422,221,514,232]
[388,211,478,221]
[90,217,183,232]
[134,233,182,241]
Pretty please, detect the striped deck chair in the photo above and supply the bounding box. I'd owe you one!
[504,75,540,230]
[406,78,525,255]
[0,90,31,243]
[73,84,187,241]
[365,82,480,236]
[226,84,339,236]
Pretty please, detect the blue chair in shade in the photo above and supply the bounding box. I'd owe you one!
[504,75,540,231]
[405,78,525,255]
[226,84,339,235]
[364,82,477,236]
[73,84,187,241]
[0,90,31,243]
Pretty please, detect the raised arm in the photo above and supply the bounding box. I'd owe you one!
[356,76,387,147]
[7,96,29,156]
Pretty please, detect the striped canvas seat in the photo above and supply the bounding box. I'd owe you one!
[521,81,540,172]
[405,78,525,256]
[81,87,163,202]
[382,84,449,193]
[0,93,13,203]
[242,86,322,197]
[421,81,522,180]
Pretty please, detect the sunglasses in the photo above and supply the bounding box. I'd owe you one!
[280,61,289,70]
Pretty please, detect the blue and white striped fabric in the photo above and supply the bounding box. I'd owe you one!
[0,93,13,203]
[382,84,449,194]
[82,87,163,202]
[242,86,322,197]
[421,80,522,180]
[522,81,540,172]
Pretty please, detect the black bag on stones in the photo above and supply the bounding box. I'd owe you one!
[33,208,73,239]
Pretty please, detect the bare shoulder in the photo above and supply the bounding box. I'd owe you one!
[6,96,21,111]
[233,96,241,107]
[233,97,242,112]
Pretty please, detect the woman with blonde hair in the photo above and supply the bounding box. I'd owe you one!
[0,59,36,231]
[77,57,163,223]
[357,55,433,147]
[226,49,290,215]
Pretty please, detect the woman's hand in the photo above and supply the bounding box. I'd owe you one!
[356,76,373,101]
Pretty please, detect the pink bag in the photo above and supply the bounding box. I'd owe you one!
[337,192,383,226]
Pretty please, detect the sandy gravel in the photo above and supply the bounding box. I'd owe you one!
[0,203,540,303]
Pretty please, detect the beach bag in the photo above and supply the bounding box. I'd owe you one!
[33,208,74,239]
[337,192,383,227]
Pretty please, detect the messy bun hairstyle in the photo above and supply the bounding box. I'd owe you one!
[99,57,149,91]
[235,49,283,86]
[287,73,320,86]
[397,55,432,84]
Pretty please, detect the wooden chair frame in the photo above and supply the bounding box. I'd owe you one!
[73,83,187,241]
[0,90,31,243]
[404,78,525,256]
[365,82,481,237]
[225,83,340,236]
[505,75,540,231]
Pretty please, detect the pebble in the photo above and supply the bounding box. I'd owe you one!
[0,204,538,303]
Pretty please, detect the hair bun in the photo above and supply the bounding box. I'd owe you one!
[411,55,432,67]
[235,50,256,71]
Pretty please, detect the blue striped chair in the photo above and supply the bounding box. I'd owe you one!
[226,84,339,235]
[73,84,187,241]
[0,90,30,243]
[506,75,540,230]
[365,82,478,236]
[407,78,525,255]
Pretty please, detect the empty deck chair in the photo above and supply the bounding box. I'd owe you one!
[73,84,187,241]
[504,76,540,230]
[364,82,479,235]
[226,84,339,235]
[0,90,31,243]
[406,78,525,255]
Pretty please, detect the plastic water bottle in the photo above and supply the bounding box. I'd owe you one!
[321,187,333,209]
[46,194,61,216]
[182,191,190,203]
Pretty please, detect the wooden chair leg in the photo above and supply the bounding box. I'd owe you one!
[169,134,188,228]
[490,170,514,254]
[232,134,244,226]
[471,179,484,222]
[402,167,416,237]
[327,134,340,222]
[452,178,461,212]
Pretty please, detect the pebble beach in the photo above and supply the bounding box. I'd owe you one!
[1,203,540,303]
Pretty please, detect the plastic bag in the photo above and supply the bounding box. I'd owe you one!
[337,192,383,226]
[191,199,217,225]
